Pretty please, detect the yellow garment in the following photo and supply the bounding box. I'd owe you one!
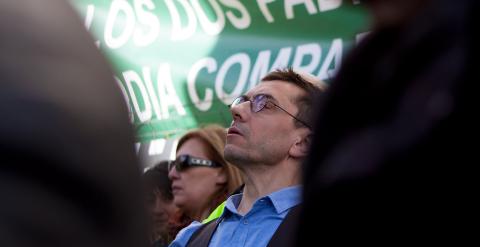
[202,201,226,223]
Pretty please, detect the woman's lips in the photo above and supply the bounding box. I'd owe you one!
[171,185,181,194]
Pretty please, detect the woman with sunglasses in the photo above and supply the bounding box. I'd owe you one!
[168,124,244,223]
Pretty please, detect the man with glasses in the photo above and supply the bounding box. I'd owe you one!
[169,68,325,247]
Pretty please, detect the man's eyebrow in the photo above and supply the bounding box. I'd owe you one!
[251,93,276,101]
[263,94,279,103]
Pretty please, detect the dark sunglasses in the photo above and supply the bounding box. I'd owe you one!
[168,154,222,172]
[229,94,311,129]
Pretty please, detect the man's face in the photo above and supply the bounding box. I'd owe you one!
[224,80,308,166]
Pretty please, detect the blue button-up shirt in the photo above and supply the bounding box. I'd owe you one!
[169,186,301,247]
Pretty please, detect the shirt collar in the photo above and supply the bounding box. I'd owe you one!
[267,185,302,214]
[220,185,302,220]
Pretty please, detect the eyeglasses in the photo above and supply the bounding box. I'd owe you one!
[229,94,311,129]
[167,154,222,172]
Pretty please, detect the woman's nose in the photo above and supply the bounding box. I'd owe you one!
[168,166,179,180]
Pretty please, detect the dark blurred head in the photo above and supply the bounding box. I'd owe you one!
[0,1,147,246]
[364,0,432,28]
[297,0,476,244]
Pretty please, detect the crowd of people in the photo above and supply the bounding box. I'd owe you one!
[1,0,476,246]
[141,68,325,247]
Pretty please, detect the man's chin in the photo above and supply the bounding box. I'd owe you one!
[224,145,237,160]
[224,146,248,165]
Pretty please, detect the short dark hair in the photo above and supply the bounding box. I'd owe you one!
[261,67,326,128]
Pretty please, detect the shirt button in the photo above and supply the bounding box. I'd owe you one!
[243,220,248,225]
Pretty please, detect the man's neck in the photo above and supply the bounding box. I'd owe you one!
[236,160,301,215]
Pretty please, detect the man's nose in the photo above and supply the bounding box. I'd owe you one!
[230,100,251,122]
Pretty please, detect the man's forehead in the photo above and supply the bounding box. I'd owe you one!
[246,80,303,100]
[246,83,271,96]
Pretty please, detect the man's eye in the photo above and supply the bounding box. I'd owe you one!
[264,102,275,109]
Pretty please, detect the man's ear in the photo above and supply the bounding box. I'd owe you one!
[289,130,312,158]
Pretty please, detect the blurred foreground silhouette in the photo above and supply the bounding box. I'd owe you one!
[1,1,148,246]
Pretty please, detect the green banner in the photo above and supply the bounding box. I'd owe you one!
[70,0,369,164]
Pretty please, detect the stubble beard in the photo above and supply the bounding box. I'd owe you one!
[224,145,252,168]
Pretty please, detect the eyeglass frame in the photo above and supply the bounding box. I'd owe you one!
[167,154,222,172]
[228,93,312,129]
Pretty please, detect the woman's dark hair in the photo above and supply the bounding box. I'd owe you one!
[143,160,173,201]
